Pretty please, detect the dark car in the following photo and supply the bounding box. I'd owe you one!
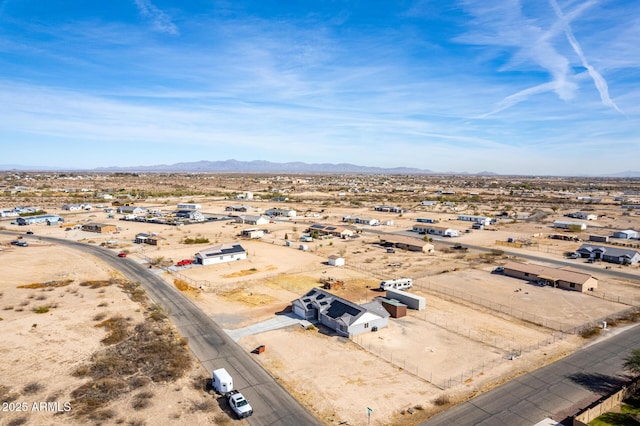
[26,231,34,235]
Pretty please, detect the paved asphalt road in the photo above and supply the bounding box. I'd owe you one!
[421,324,640,426]
[16,233,319,426]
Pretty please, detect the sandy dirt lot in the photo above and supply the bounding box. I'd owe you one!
[1,196,639,425]
[0,242,236,426]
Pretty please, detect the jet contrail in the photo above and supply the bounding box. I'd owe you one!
[549,0,624,114]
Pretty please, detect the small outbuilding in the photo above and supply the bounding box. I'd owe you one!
[327,255,345,267]
[379,298,407,318]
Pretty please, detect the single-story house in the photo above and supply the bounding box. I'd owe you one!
[292,288,389,337]
[576,244,640,264]
[380,235,435,253]
[502,261,598,292]
[553,220,587,231]
[308,223,354,239]
[177,203,201,210]
[240,228,264,239]
[195,243,247,266]
[328,255,345,267]
[457,214,492,225]
[566,212,597,221]
[374,205,404,213]
[17,215,63,226]
[61,203,91,211]
[612,230,639,240]
[135,233,150,244]
[0,209,19,218]
[343,216,379,226]
[117,205,147,215]
[412,224,459,237]
[173,209,205,222]
[420,201,437,206]
[225,205,251,212]
[265,208,297,218]
[81,223,117,233]
[235,215,270,226]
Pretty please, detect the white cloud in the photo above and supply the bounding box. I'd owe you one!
[134,0,178,35]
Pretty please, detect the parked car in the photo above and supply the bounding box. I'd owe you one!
[492,266,504,274]
[177,259,194,266]
[567,252,580,259]
[26,231,34,235]
[117,252,127,258]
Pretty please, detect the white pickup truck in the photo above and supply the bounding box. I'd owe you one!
[227,390,253,418]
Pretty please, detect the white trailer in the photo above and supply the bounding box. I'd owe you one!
[379,278,413,291]
[212,368,233,395]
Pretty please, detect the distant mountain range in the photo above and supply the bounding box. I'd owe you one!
[92,160,432,174]
[1,159,639,177]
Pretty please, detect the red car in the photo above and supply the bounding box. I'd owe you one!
[177,259,194,266]
[117,252,127,258]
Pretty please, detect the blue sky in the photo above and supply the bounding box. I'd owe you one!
[0,0,638,175]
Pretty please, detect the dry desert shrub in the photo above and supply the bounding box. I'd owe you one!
[131,391,154,410]
[190,399,215,412]
[32,305,50,314]
[212,412,233,425]
[433,394,450,406]
[6,416,29,426]
[71,317,191,416]
[95,315,130,345]
[21,382,44,395]
[17,279,73,289]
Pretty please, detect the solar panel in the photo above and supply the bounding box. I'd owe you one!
[326,300,361,319]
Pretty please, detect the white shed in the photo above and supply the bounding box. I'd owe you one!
[328,255,345,267]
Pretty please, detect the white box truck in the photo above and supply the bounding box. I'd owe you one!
[379,278,413,291]
[212,368,233,395]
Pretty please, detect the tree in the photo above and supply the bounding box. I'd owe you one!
[284,233,288,240]
[623,349,640,374]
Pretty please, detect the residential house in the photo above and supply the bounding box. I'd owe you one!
[612,230,639,240]
[116,205,147,215]
[195,243,247,266]
[342,216,380,226]
[292,288,389,337]
[173,209,205,222]
[553,220,587,231]
[374,205,404,213]
[225,205,251,213]
[17,215,63,226]
[308,223,354,239]
[412,224,459,237]
[235,215,270,226]
[576,244,640,265]
[265,208,297,218]
[457,214,492,225]
[81,223,116,233]
[380,235,435,253]
[502,261,598,292]
[177,203,201,210]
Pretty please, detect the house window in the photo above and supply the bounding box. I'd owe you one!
[570,283,576,288]
[364,323,369,329]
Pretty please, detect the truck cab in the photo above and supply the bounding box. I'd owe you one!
[227,390,253,418]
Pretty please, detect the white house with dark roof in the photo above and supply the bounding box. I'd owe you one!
[235,215,270,225]
[292,288,389,337]
[576,244,640,264]
[612,230,639,240]
[195,243,247,266]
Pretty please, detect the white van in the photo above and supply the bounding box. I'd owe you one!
[379,278,413,291]
[212,368,233,395]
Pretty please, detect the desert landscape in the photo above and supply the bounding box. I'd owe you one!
[1,172,640,425]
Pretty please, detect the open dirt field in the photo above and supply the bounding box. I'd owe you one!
[0,242,237,426]
[2,190,639,425]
